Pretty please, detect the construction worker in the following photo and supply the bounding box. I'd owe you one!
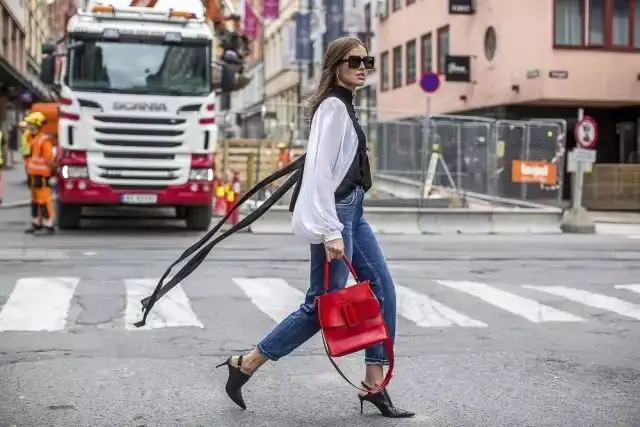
[23,112,56,234]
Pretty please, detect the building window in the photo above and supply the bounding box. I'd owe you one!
[554,0,640,49]
[380,51,389,92]
[392,0,401,12]
[420,33,432,74]
[436,26,449,74]
[405,39,417,85]
[363,3,372,48]
[392,45,402,88]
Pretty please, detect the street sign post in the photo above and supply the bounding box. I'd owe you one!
[561,110,596,233]
[575,115,598,149]
[420,71,440,117]
[420,72,440,94]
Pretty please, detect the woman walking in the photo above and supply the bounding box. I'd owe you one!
[217,36,415,418]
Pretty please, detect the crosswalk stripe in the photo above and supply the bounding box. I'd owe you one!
[232,278,303,323]
[523,285,640,321]
[0,277,80,331]
[435,280,585,323]
[614,284,640,295]
[124,279,203,330]
[396,284,487,327]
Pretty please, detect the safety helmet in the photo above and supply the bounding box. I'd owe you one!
[23,111,47,127]
[18,121,27,129]
[276,142,287,149]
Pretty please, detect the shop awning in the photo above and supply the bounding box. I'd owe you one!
[0,56,51,102]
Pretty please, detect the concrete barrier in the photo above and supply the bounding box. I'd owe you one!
[248,205,563,234]
[374,172,558,210]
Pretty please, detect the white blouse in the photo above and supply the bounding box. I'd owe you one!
[291,97,359,244]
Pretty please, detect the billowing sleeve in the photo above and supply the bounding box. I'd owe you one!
[292,98,351,243]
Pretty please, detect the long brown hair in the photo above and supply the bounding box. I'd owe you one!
[305,36,368,123]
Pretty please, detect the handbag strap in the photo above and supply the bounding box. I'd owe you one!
[320,257,395,394]
[320,329,394,394]
[323,256,359,292]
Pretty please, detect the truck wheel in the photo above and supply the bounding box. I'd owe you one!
[185,205,212,230]
[57,202,82,229]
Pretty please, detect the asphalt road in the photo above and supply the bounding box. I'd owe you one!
[0,208,639,427]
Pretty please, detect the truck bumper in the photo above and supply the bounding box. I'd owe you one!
[57,178,213,206]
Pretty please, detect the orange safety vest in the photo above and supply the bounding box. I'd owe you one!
[26,133,54,177]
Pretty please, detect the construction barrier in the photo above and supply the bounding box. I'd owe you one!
[247,205,563,235]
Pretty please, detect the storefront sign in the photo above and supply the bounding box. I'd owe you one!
[449,0,474,14]
[444,55,471,82]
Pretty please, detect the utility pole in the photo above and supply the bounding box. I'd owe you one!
[255,6,269,200]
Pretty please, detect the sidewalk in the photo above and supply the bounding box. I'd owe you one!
[0,156,30,209]
[591,210,640,224]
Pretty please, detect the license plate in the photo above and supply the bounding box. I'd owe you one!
[121,194,158,204]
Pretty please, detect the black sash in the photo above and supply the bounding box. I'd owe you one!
[133,154,306,327]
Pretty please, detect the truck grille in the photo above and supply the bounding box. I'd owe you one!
[90,114,189,185]
[95,116,186,126]
[92,114,185,149]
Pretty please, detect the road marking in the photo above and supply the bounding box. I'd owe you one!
[396,284,487,327]
[524,285,640,321]
[0,277,79,331]
[124,278,203,330]
[435,280,585,323]
[233,278,303,323]
[614,284,640,295]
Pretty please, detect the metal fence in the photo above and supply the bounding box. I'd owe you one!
[225,101,567,208]
[366,115,567,207]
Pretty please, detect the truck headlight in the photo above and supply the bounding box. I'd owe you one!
[61,165,89,179]
[189,168,213,181]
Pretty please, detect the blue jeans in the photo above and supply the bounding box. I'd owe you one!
[256,186,396,365]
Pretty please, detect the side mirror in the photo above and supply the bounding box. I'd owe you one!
[41,41,56,55]
[40,55,56,85]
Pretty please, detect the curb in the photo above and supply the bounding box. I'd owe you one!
[0,199,31,209]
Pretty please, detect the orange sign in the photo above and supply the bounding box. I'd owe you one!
[511,160,557,185]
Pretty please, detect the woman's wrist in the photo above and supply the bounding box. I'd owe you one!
[323,230,343,243]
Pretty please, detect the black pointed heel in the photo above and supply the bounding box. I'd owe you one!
[358,382,415,418]
[216,355,252,410]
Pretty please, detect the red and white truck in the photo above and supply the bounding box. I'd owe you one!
[39,0,221,230]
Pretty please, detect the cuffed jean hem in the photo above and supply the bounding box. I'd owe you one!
[256,343,280,361]
[364,358,389,365]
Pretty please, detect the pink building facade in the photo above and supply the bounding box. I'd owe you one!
[376,0,640,167]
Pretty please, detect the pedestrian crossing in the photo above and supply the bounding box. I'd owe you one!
[0,275,639,333]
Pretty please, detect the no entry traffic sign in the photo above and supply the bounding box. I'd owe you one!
[420,72,440,93]
[574,115,598,149]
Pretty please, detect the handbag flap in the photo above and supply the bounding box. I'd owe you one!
[318,296,381,328]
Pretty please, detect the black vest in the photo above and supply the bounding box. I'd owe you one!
[288,85,372,212]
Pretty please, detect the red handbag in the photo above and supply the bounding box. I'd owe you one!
[315,256,394,394]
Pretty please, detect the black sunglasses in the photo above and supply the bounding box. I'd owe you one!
[341,55,375,70]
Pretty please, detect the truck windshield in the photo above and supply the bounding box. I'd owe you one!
[67,39,211,96]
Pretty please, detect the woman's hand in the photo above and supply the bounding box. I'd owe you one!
[324,238,345,261]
